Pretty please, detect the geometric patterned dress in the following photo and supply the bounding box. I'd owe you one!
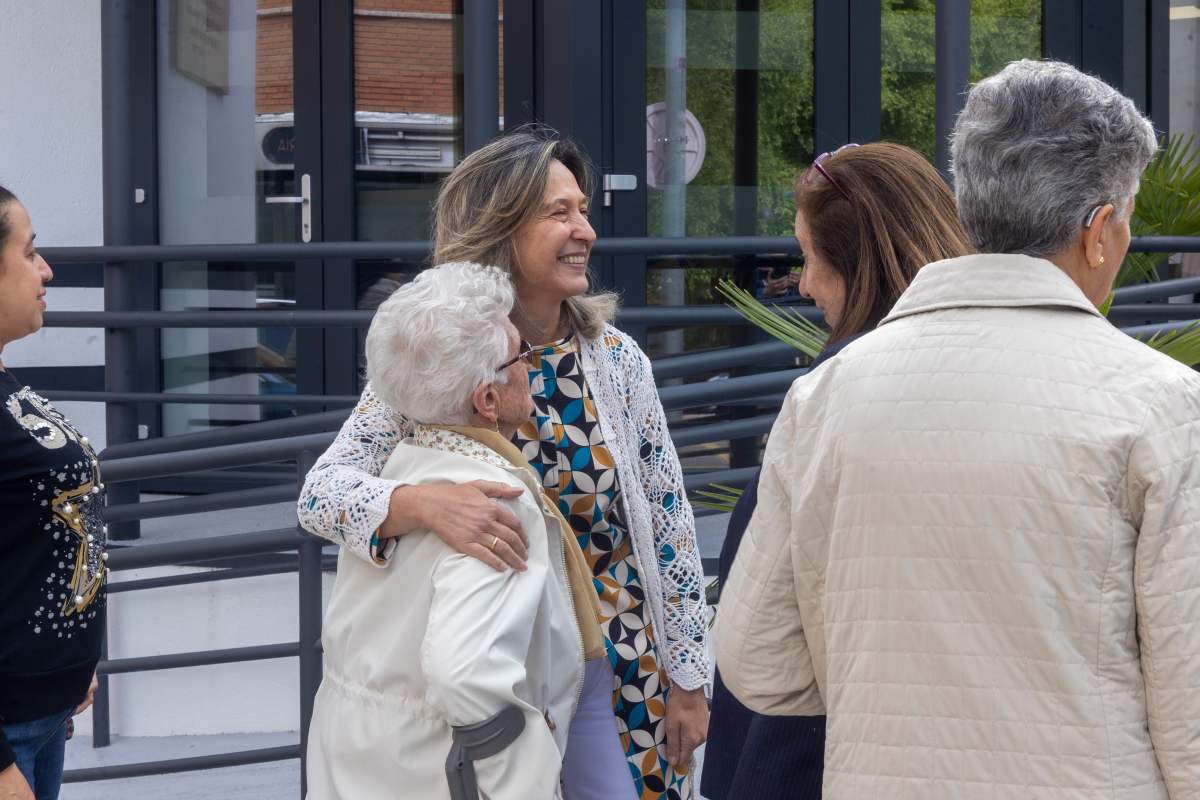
[514,332,693,800]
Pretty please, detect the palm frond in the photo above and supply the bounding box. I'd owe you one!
[691,482,744,513]
[1140,321,1200,367]
[715,278,829,358]
[1118,134,1200,287]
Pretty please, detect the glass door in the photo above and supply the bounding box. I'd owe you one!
[155,0,320,435]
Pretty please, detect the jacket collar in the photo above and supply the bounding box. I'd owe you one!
[414,423,547,493]
[412,424,524,474]
[880,253,1105,327]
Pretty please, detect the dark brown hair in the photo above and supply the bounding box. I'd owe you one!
[0,184,16,253]
[795,142,972,344]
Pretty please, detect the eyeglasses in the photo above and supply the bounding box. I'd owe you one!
[803,143,860,202]
[496,339,534,372]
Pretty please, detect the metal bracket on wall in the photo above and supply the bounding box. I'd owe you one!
[265,173,313,243]
[602,173,638,207]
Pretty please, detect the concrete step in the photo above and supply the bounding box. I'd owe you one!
[62,733,300,800]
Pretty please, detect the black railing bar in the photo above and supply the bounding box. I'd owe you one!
[101,407,354,459]
[106,527,307,570]
[42,310,370,328]
[36,234,1200,265]
[105,485,297,523]
[41,305,817,329]
[98,643,299,676]
[659,369,806,411]
[38,236,801,264]
[652,340,804,380]
[682,465,760,492]
[107,563,303,594]
[670,414,777,447]
[1111,276,1200,304]
[701,557,720,575]
[100,432,336,482]
[1126,236,1200,253]
[61,744,301,783]
[41,390,361,406]
[1106,304,1200,321]
[1123,320,1199,337]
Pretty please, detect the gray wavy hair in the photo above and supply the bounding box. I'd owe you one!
[951,59,1157,257]
[365,262,514,425]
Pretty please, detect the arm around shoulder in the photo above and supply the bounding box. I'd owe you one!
[296,383,412,565]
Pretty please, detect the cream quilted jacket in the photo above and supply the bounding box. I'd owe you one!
[715,253,1200,799]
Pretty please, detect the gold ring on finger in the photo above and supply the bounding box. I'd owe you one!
[489,534,500,551]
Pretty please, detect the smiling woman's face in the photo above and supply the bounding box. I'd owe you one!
[0,201,54,351]
[511,159,597,308]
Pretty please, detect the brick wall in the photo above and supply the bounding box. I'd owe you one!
[255,0,504,117]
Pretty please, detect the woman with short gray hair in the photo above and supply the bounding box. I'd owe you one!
[717,59,1200,798]
[306,262,598,799]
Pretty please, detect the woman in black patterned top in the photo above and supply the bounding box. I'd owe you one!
[0,186,106,800]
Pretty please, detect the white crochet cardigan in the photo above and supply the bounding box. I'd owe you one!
[297,324,711,691]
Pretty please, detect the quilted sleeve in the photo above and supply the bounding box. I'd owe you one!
[296,383,413,566]
[629,340,711,691]
[1129,373,1200,797]
[714,382,824,717]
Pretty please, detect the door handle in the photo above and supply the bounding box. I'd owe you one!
[265,173,312,243]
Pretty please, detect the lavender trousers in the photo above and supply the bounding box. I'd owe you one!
[561,658,639,800]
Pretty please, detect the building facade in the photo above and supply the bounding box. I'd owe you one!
[1,0,1195,449]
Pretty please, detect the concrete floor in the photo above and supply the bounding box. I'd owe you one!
[63,736,711,799]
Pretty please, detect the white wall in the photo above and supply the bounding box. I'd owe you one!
[0,0,107,445]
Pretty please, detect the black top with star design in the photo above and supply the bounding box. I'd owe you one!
[0,370,106,768]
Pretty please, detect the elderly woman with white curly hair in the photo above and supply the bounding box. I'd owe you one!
[717,59,1200,799]
[305,262,604,800]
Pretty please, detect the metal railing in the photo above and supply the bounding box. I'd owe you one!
[44,234,1200,793]
[61,445,324,792]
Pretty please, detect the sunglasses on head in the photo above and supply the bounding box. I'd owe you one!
[803,143,861,201]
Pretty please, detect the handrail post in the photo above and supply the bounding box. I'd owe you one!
[296,449,322,798]
[92,633,111,747]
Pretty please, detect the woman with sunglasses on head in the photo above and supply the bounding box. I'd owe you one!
[298,126,709,800]
[700,142,971,800]
[0,186,106,800]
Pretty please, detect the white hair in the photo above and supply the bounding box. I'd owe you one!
[365,262,514,425]
[951,59,1157,257]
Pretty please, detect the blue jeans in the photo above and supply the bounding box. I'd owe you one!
[3,708,72,800]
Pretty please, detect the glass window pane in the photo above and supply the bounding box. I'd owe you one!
[881,0,936,162]
[352,1,503,241]
[156,0,298,434]
[645,1,815,239]
[970,0,1041,80]
[1170,1,1200,276]
[643,1,814,362]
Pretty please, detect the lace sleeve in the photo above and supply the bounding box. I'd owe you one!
[296,383,413,565]
[627,338,712,691]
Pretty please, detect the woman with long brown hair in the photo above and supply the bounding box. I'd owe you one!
[300,126,708,800]
[701,142,971,800]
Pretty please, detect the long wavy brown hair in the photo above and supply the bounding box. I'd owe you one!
[433,125,616,340]
[795,142,972,344]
